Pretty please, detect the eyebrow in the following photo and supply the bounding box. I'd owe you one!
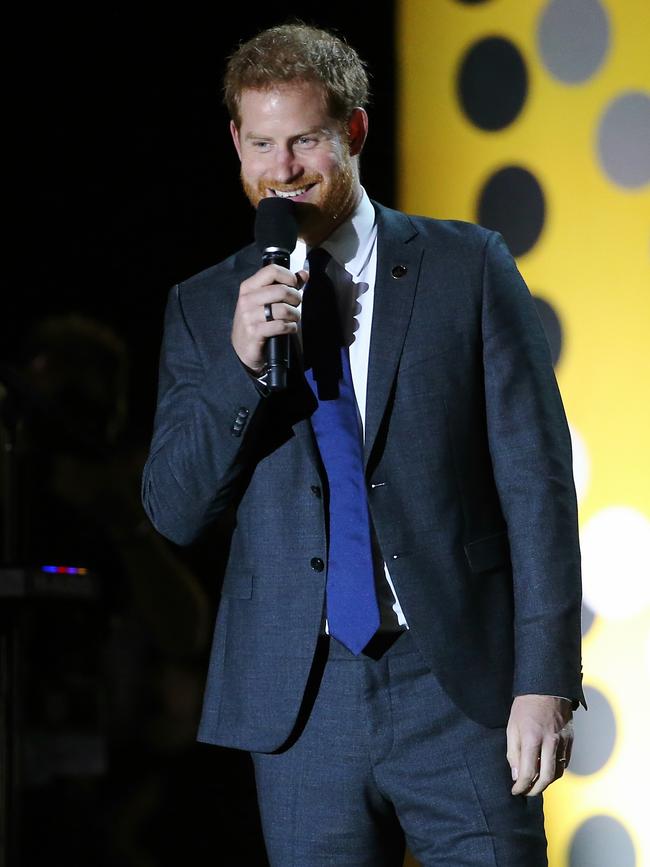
[244,126,333,141]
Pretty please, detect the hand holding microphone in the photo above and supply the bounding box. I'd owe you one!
[231,198,305,390]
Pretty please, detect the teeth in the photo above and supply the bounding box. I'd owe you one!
[273,186,309,198]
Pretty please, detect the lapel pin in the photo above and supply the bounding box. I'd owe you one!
[391,264,408,279]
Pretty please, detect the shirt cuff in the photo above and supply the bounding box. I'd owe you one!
[240,361,271,397]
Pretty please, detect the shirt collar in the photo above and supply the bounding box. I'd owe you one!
[292,188,376,277]
[321,188,376,277]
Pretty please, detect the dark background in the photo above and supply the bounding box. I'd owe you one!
[7,2,396,444]
[5,4,396,866]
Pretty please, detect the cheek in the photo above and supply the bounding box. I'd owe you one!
[240,156,262,178]
[314,152,346,179]
[328,137,349,163]
[240,148,275,176]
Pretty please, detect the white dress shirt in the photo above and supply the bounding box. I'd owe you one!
[289,188,408,633]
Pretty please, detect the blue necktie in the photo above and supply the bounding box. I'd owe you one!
[302,248,380,655]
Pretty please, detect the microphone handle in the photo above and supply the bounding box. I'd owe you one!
[262,249,290,391]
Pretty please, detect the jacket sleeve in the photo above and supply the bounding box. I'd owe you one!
[141,282,265,546]
[481,232,585,708]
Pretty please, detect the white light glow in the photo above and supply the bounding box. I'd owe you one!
[581,506,650,619]
[569,423,590,505]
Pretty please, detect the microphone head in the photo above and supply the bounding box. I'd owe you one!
[254,197,298,254]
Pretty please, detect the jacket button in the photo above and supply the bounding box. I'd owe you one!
[391,264,407,279]
[310,557,325,572]
[310,485,322,498]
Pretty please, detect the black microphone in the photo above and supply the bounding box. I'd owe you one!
[254,197,299,391]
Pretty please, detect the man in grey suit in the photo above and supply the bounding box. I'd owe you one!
[142,22,584,866]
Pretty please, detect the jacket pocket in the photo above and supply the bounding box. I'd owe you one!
[464,531,510,574]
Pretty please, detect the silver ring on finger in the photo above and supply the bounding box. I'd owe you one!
[264,303,274,322]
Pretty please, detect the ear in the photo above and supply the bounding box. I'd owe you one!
[230,120,243,161]
[347,107,368,157]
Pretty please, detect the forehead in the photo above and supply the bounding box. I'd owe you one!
[238,81,336,133]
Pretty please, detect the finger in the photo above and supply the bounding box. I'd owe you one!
[296,268,309,289]
[260,302,300,324]
[527,736,560,796]
[511,738,540,796]
[554,728,573,773]
[563,735,573,769]
[242,283,303,309]
[242,264,303,293]
[506,724,522,788]
[234,301,299,347]
[253,319,299,340]
[236,313,299,339]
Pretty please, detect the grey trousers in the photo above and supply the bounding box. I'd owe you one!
[251,630,547,866]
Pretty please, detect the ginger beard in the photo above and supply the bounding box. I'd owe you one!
[241,148,359,245]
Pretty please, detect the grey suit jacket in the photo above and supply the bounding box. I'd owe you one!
[142,201,584,752]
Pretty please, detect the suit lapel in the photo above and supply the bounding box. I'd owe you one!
[364,204,422,468]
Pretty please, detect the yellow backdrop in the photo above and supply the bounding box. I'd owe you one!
[397,1,650,864]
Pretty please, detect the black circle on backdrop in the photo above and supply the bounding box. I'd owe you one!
[533,296,563,367]
[581,601,596,637]
[569,815,636,867]
[477,166,545,256]
[570,686,617,776]
[458,37,528,131]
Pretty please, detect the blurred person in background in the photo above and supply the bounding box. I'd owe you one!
[1,314,220,866]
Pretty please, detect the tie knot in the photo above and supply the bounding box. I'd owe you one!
[307,247,331,275]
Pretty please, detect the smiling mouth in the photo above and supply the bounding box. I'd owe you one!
[269,183,316,199]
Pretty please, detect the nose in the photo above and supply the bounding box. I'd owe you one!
[273,144,302,184]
